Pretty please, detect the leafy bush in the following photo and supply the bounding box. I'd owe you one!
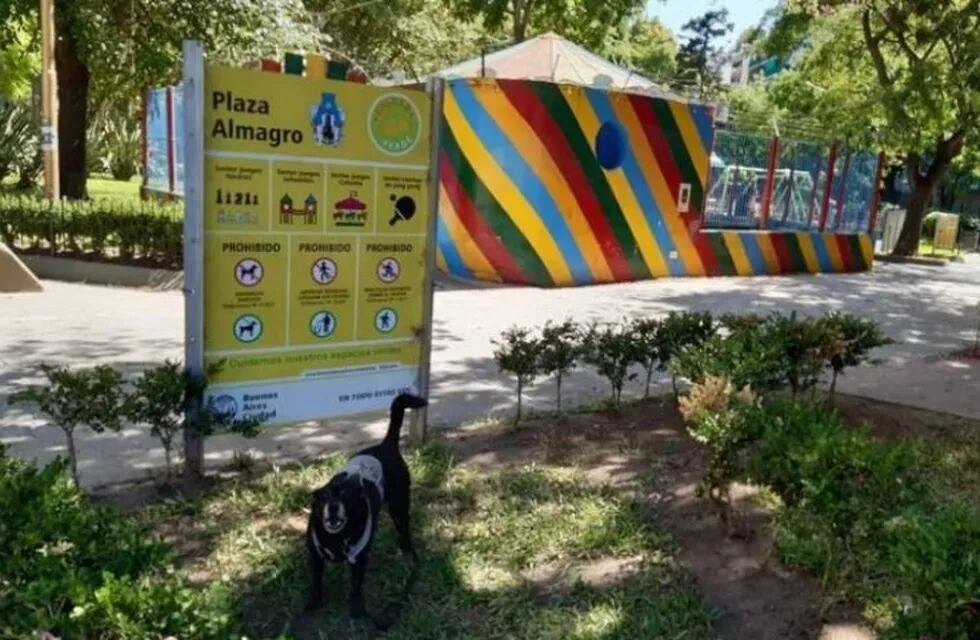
[493,327,542,423]
[678,375,757,516]
[0,443,237,639]
[582,321,640,405]
[764,312,836,395]
[0,100,37,185]
[656,311,715,399]
[0,194,182,267]
[744,400,979,640]
[537,320,583,413]
[820,312,893,398]
[9,364,125,486]
[630,317,661,398]
[89,101,142,181]
[673,319,789,393]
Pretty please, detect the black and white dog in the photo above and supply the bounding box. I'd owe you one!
[305,393,427,620]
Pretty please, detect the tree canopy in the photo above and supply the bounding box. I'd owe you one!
[763,0,979,254]
[674,8,733,97]
[602,15,677,82]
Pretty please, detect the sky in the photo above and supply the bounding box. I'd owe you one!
[647,0,780,46]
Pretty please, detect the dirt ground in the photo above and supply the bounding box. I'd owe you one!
[435,394,980,640]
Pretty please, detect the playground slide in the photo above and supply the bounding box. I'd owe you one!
[0,243,43,292]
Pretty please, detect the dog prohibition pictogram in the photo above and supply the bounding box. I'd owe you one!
[310,311,336,338]
[376,257,400,283]
[233,314,263,343]
[311,257,337,285]
[235,258,263,287]
[374,307,398,333]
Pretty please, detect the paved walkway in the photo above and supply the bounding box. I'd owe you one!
[2,257,978,488]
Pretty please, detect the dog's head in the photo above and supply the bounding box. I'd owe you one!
[312,472,369,535]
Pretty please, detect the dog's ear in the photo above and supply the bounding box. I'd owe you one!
[312,486,330,504]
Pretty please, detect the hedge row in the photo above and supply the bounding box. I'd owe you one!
[0,195,183,268]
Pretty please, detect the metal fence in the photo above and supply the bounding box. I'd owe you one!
[703,129,880,233]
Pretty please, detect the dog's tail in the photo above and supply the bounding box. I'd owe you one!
[382,393,428,448]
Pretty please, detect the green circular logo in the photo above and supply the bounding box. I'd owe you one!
[368,94,421,156]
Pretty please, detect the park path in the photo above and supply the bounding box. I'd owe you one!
[1,256,978,488]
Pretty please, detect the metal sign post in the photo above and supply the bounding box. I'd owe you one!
[410,76,444,443]
[182,40,206,478]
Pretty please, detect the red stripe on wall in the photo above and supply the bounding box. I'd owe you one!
[439,152,528,284]
[496,80,633,281]
[769,234,793,273]
[835,234,855,272]
[692,231,721,276]
[626,94,683,196]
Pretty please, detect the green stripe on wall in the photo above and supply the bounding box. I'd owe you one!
[704,233,737,276]
[441,118,554,286]
[649,100,703,207]
[528,82,650,280]
[847,234,866,270]
[781,233,809,273]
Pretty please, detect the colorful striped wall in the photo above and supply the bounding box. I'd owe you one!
[436,79,872,285]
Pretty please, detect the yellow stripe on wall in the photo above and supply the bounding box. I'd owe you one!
[611,94,705,276]
[668,101,709,187]
[822,232,845,272]
[722,231,754,275]
[858,234,874,267]
[755,234,781,274]
[443,90,574,285]
[561,89,670,277]
[795,232,821,273]
[439,183,499,282]
[470,85,614,283]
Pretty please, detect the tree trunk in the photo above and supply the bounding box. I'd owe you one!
[64,427,79,487]
[555,374,562,414]
[515,378,523,424]
[893,134,964,257]
[54,1,90,200]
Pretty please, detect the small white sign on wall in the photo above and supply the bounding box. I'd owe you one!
[677,182,691,213]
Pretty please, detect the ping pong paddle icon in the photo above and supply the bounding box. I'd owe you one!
[389,194,417,226]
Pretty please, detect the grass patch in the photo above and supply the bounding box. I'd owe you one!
[918,238,959,258]
[2,175,144,206]
[143,444,714,639]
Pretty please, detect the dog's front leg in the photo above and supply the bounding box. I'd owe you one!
[348,555,368,619]
[304,552,325,612]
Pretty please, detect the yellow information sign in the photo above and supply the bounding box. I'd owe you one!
[197,65,434,424]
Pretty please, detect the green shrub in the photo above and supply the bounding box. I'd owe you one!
[673,319,788,393]
[9,364,126,486]
[656,311,715,399]
[537,320,583,413]
[630,317,661,399]
[820,312,892,398]
[0,444,237,639]
[747,400,927,531]
[678,376,758,516]
[0,194,182,267]
[744,400,979,639]
[582,321,641,405]
[493,327,542,423]
[764,312,836,395]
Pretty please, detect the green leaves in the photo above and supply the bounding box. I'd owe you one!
[493,326,542,422]
[0,194,182,267]
[0,445,237,638]
[10,363,125,435]
[581,320,640,405]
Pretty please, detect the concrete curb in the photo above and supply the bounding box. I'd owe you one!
[18,255,183,290]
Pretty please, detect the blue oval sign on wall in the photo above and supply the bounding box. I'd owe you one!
[595,120,627,170]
